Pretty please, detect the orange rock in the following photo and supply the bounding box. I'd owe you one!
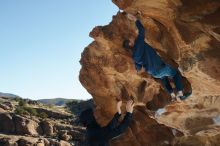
[80,0,220,145]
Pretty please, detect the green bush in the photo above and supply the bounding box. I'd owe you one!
[38,112,48,119]
[23,106,38,116]
[15,106,37,116]
[15,107,27,115]
[18,100,27,107]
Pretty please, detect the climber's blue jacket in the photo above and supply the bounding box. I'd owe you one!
[132,20,165,74]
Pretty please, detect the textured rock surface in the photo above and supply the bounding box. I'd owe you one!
[0,97,86,146]
[0,135,72,146]
[80,0,220,145]
[13,115,42,136]
[39,120,54,136]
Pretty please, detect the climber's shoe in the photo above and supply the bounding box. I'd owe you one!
[171,97,177,102]
[179,92,192,100]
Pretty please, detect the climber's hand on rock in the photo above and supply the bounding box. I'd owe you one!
[136,11,142,17]
[127,13,137,21]
[126,100,135,113]
[116,100,122,114]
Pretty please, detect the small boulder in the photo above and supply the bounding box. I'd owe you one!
[58,130,72,141]
[13,115,43,136]
[0,104,11,111]
[39,120,54,136]
[59,140,72,146]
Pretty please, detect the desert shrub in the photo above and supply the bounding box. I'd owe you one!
[23,106,38,116]
[15,106,38,116]
[14,97,21,102]
[15,107,27,115]
[18,100,27,107]
[38,112,48,119]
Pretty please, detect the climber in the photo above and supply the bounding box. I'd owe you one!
[79,100,134,146]
[123,13,189,101]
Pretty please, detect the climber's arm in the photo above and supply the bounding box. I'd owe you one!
[106,112,121,130]
[105,100,122,129]
[107,112,132,139]
[106,100,134,139]
[135,20,145,40]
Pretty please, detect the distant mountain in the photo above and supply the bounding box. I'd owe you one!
[37,98,78,106]
[0,92,20,99]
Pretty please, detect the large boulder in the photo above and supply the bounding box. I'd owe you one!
[79,0,220,145]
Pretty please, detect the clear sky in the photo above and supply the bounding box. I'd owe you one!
[0,0,118,100]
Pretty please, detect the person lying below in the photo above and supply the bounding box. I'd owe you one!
[79,100,134,146]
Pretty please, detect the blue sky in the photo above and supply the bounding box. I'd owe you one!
[0,0,118,100]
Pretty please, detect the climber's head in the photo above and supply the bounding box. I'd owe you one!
[123,38,134,51]
[79,108,97,127]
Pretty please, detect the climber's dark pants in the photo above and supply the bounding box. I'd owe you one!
[151,64,184,94]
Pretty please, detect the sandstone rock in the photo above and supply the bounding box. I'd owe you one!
[79,0,220,145]
[43,138,50,146]
[13,115,43,136]
[0,113,15,133]
[3,102,13,109]
[58,130,72,141]
[54,123,72,132]
[0,103,11,111]
[39,120,54,136]
[48,139,61,146]
[59,140,71,146]
[35,139,45,146]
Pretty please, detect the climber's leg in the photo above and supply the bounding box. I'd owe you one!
[164,64,191,100]
[153,64,185,101]
[173,71,192,100]
[173,71,183,93]
[160,77,176,100]
[151,64,177,100]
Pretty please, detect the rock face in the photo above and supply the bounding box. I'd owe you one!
[79,0,220,145]
[13,115,42,136]
[0,96,86,146]
[39,120,54,136]
[0,135,73,146]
